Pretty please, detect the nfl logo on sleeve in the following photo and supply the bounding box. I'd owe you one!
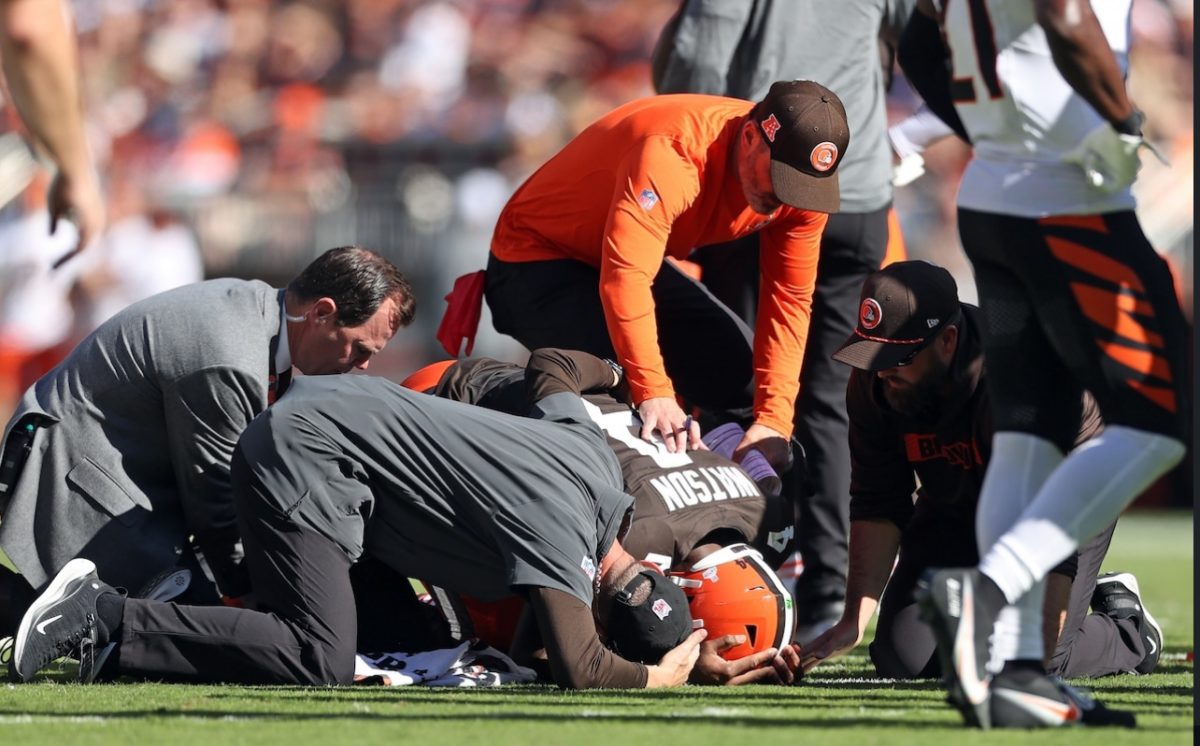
[638,189,659,211]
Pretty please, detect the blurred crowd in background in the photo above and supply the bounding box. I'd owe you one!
[0,0,1192,443]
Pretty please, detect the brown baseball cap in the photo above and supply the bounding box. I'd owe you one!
[754,80,850,214]
[832,260,962,371]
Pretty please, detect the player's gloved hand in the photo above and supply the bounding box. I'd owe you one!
[645,628,706,688]
[1062,118,1168,194]
[799,618,863,674]
[892,153,926,187]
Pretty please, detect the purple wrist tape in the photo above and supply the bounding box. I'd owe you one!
[702,422,744,459]
[702,423,782,497]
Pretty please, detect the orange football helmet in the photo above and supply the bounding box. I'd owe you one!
[670,544,795,660]
[400,360,456,393]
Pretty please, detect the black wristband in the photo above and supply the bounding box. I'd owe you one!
[601,358,624,387]
[1112,108,1144,136]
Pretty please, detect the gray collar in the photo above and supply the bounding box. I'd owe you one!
[274,294,293,375]
[594,486,635,566]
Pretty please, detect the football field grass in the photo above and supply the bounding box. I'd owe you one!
[2,510,1192,745]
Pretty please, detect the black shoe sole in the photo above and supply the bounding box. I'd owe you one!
[916,572,991,729]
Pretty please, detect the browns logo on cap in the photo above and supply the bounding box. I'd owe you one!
[810,142,838,172]
[833,260,962,371]
[752,80,850,214]
[859,298,882,330]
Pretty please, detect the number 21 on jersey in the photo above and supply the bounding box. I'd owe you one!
[939,0,1003,103]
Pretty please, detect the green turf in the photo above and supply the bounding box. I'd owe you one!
[2,511,1192,744]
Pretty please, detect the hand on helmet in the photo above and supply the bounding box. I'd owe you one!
[645,628,706,688]
[690,634,794,685]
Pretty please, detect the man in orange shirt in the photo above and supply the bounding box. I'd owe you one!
[485,81,848,469]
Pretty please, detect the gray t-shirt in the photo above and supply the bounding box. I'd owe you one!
[655,0,918,212]
[236,375,632,606]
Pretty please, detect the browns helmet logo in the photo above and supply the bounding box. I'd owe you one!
[810,141,838,172]
[760,114,782,143]
[860,298,882,330]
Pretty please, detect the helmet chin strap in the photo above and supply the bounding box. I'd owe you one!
[284,311,308,323]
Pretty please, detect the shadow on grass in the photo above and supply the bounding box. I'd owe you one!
[188,681,944,698]
[1088,684,1194,698]
[1146,660,1193,676]
[0,706,959,729]
[797,678,943,690]
[203,689,948,711]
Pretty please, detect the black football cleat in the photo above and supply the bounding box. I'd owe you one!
[991,667,1136,728]
[11,559,117,683]
[917,568,995,729]
[1056,678,1137,728]
[1092,572,1162,675]
[990,666,1081,728]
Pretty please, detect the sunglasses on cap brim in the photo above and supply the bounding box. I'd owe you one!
[893,337,933,368]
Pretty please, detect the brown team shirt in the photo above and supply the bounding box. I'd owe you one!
[847,305,1104,529]
[491,95,827,436]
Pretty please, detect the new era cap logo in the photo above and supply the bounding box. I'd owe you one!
[760,114,781,143]
[860,298,882,330]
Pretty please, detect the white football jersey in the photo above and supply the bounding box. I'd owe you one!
[937,0,1137,216]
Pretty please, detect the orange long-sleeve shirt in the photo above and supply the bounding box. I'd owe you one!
[491,95,826,436]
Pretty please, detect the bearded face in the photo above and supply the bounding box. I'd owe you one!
[879,351,951,422]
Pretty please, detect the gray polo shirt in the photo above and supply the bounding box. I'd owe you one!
[235,375,632,605]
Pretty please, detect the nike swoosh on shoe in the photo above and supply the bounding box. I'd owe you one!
[955,577,988,705]
[992,688,1082,727]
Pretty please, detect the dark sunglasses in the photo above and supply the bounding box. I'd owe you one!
[891,310,960,368]
[894,336,934,367]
